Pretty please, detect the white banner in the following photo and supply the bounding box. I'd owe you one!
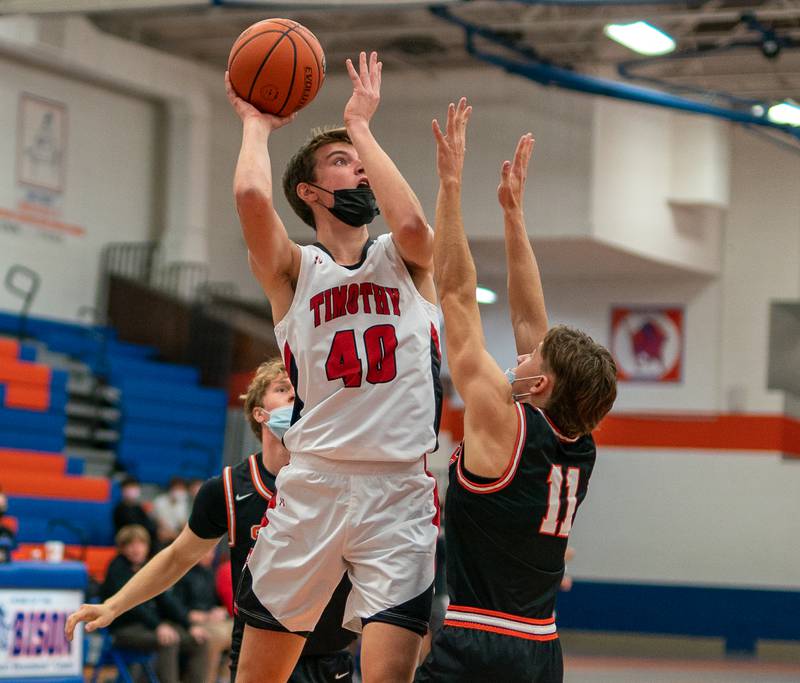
[0,589,83,679]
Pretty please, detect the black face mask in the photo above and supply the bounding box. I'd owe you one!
[309,183,380,227]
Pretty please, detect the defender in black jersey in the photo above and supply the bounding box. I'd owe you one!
[66,360,355,683]
[190,451,355,681]
[418,100,617,682]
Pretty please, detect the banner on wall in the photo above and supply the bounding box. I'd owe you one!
[17,94,66,197]
[0,588,83,679]
[2,93,85,241]
[610,307,684,382]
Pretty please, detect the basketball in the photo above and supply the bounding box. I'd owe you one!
[227,18,325,117]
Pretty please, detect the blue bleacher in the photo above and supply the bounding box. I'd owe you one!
[18,343,37,362]
[0,428,66,452]
[10,495,117,546]
[115,373,227,485]
[0,311,159,370]
[65,456,85,475]
[115,377,227,407]
[0,363,67,451]
[1,308,228,488]
[0,406,67,432]
[124,401,226,429]
[108,356,200,384]
[106,339,158,359]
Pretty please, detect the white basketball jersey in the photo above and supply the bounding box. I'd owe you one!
[275,234,442,463]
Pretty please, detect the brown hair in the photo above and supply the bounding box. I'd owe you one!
[240,358,289,439]
[282,127,352,228]
[540,325,617,438]
[115,524,150,549]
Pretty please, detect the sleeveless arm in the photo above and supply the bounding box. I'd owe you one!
[233,117,301,317]
[66,525,219,639]
[433,99,521,479]
[344,52,432,274]
[499,135,548,355]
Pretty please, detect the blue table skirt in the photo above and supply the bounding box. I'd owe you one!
[0,561,87,590]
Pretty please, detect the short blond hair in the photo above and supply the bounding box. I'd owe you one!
[115,524,150,549]
[240,358,289,438]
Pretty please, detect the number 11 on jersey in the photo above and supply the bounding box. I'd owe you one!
[325,325,399,388]
[539,465,580,538]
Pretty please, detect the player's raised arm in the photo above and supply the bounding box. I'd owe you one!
[226,72,301,314]
[432,99,518,477]
[430,98,492,389]
[498,134,548,355]
[64,525,217,641]
[344,51,433,274]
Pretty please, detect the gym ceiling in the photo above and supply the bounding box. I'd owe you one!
[0,0,797,102]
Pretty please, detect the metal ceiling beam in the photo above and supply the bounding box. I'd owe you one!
[0,0,208,12]
[216,0,450,5]
[433,5,800,142]
[474,6,800,32]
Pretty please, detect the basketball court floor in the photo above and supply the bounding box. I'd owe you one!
[565,657,800,682]
[562,632,800,683]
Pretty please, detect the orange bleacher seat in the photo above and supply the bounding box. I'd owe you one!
[0,338,20,358]
[13,544,117,583]
[0,357,52,410]
[1,472,109,501]
[0,359,50,385]
[3,383,50,410]
[11,544,42,561]
[84,546,117,582]
[0,449,65,475]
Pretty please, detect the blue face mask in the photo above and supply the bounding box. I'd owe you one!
[504,368,545,400]
[260,405,293,440]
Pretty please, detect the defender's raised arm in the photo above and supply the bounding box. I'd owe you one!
[498,134,549,355]
[432,98,519,479]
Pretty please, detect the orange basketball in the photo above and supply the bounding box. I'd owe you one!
[228,18,325,117]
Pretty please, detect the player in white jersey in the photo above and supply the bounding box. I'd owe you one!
[225,51,441,683]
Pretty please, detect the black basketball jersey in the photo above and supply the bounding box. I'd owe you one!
[445,403,595,623]
[221,453,277,596]
[189,453,355,660]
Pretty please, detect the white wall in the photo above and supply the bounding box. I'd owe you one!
[0,57,158,320]
[569,447,800,589]
[720,127,800,415]
[206,92,264,302]
[591,99,727,275]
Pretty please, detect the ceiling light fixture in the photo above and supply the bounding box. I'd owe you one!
[604,21,676,56]
[475,286,497,305]
[767,100,800,127]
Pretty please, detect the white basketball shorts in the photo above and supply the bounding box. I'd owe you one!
[237,452,439,634]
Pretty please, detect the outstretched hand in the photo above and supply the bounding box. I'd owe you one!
[498,133,534,212]
[225,71,297,131]
[344,51,382,126]
[65,602,115,641]
[432,97,472,183]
